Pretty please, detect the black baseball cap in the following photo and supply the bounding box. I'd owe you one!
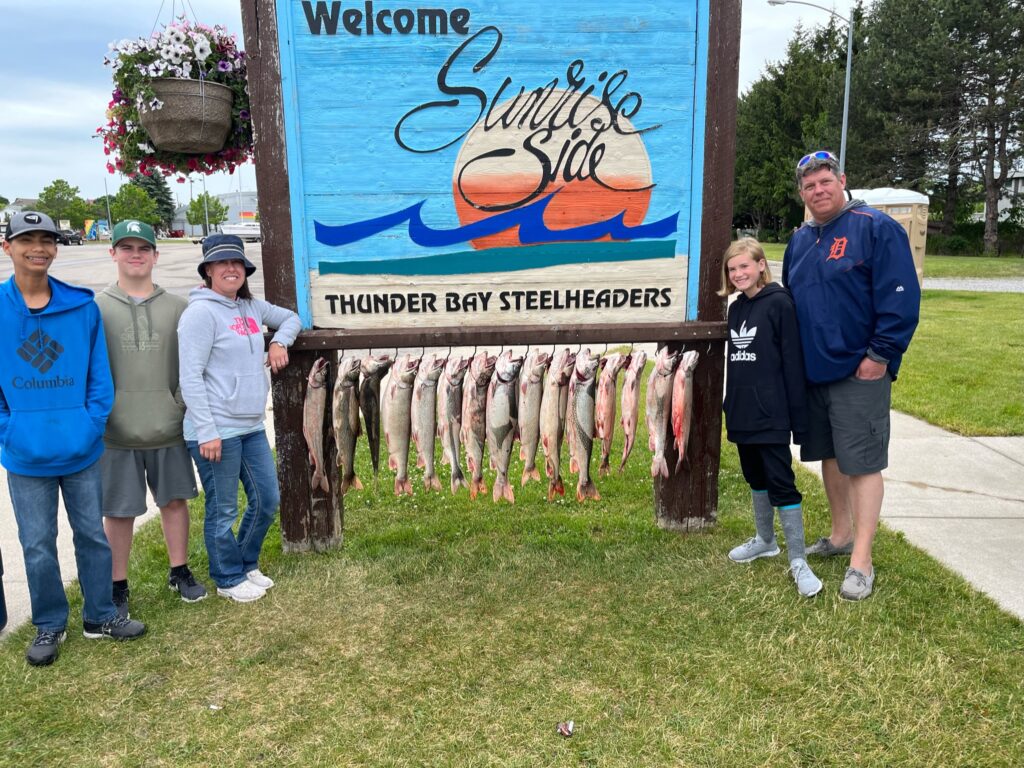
[5,211,62,241]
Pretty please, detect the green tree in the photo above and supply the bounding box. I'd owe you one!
[0,194,9,208]
[36,179,89,228]
[187,193,229,236]
[109,184,160,227]
[130,174,176,232]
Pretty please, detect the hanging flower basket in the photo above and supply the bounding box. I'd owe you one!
[98,18,253,179]
[138,78,233,154]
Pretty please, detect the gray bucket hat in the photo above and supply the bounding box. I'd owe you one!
[197,233,257,277]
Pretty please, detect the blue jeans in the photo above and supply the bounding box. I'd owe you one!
[7,461,118,631]
[187,430,280,588]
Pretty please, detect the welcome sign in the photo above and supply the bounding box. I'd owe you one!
[276,0,710,329]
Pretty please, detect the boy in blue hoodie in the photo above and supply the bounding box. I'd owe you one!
[1,211,146,666]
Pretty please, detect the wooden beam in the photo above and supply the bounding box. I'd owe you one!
[653,0,740,533]
[240,0,343,551]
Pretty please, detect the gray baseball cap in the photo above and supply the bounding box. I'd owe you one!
[4,211,62,241]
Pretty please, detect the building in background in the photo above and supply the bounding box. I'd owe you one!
[172,189,258,237]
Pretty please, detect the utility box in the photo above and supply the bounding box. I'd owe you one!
[852,188,929,286]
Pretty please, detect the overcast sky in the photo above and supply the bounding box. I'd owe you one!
[0,0,853,204]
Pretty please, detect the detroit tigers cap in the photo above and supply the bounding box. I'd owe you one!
[4,211,62,241]
[111,220,157,248]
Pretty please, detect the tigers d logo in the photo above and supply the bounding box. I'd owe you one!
[827,236,848,261]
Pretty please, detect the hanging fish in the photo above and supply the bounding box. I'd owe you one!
[411,353,447,491]
[383,353,422,496]
[539,348,576,501]
[567,348,602,502]
[595,351,631,477]
[437,354,471,494]
[672,350,700,472]
[518,348,552,486]
[302,356,330,493]
[358,354,393,478]
[332,354,363,494]
[461,350,496,500]
[645,347,681,479]
[487,350,525,503]
[618,350,648,472]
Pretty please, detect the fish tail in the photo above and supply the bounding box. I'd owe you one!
[521,466,541,486]
[576,480,601,502]
[651,455,669,478]
[451,474,469,494]
[547,477,565,501]
[424,474,442,492]
[598,458,611,477]
[402,479,414,495]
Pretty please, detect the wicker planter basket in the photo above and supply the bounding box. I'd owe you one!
[138,78,233,154]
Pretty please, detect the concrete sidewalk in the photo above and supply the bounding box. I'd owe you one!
[3,409,1022,638]
[795,412,1024,620]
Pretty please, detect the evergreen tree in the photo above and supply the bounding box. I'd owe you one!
[130,174,177,232]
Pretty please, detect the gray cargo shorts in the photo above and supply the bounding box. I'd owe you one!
[100,445,198,517]
[800,373,892,475]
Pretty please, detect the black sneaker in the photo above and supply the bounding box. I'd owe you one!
[112,587,130,619]
[26,629,67,666]
[83,615,146,640]
[169,567,208,603]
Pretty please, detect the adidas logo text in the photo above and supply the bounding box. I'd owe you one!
[730,350,757,362]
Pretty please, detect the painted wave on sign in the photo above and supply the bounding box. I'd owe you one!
[313,190,679,275]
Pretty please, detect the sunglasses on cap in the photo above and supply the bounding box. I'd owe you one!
[797,150,839,169]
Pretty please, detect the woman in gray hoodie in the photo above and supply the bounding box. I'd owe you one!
[177,235,301,603]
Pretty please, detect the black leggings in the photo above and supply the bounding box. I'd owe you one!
[736,443,802,508]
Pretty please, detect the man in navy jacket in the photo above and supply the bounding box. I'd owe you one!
[782,152,921,601]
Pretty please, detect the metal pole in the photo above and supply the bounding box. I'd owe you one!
[839,16,853,174]
[201,176,210,234]
[103,176,113,235]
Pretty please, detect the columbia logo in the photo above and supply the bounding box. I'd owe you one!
[17,330,64,373]
[730,321,757,350]
[896,285,905,292]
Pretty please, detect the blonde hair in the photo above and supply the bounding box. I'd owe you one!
[717,237,772,297]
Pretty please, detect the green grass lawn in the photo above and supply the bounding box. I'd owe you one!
[894,290,1024,435]
[2,383,1023,765]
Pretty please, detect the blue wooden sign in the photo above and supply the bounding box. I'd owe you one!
[276,0,710,329]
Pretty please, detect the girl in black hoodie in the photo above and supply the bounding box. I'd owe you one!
[719,238,821,598]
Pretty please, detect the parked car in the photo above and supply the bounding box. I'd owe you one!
[57,229,83,245]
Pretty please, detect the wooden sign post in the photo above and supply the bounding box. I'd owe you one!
[239,0,740,548]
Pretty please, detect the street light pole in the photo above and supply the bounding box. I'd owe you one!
[768,0,853,174]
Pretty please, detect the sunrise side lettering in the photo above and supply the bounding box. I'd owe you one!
[302,1,470,36]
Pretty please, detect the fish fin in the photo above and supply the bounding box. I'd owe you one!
[341,475,352,495]
[521,466,541,486]
[569,455,579,473]
[416,453,425,469]
[651,455,669,479]
[576,480,601,502]
[519,444,527,461]
[353,475,363,491]
[388,455,398,471]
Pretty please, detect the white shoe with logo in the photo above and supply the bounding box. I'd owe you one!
[246,569,274,590]
[217,580,266,603]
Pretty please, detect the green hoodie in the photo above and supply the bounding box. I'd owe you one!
[95,283,187,449]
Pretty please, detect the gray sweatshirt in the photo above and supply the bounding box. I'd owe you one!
[177,287,301,444]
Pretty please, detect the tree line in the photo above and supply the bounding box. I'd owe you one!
[4,176,229,237]
[735,0,1023,254]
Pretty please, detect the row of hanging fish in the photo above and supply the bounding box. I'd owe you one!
[301,346,700,502]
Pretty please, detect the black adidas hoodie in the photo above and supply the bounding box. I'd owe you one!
[723,282,808,444]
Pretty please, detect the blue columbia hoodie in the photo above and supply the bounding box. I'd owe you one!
[0,276,114,476]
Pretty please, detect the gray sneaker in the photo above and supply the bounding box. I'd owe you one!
[83,615,147,640]
[728,535,781,563]
[839,567,875,601]
[169,568,208,603]
[806,536,854,557]
[789,558,823,598]
[26,629,66,666]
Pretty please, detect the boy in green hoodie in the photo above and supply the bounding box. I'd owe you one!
[96,220,206,618]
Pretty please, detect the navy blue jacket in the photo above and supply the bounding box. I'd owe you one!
[782,202,920,385]
[0,276,114,477]
[723,283,808,445]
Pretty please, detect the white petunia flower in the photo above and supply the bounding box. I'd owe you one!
[193,35,212,61]
[138,142,156,154]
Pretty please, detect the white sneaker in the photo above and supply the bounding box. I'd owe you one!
[790,558,824,598]
[217,580,266,602]
[246,569,274,589]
